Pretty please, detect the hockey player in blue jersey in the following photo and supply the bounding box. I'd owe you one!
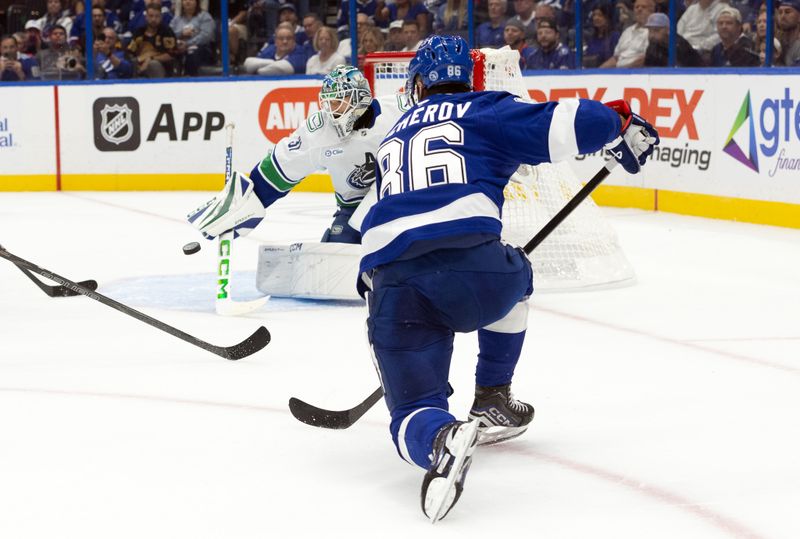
[360,35,659,522]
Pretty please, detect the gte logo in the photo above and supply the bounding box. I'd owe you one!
[724,88,800,175]
[93,97,141,151]
[258,87,320,143]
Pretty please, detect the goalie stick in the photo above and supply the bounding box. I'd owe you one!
[288,161,618,429]
[0,245,271,360]
[15,263,98,297]
[215,123,269,316]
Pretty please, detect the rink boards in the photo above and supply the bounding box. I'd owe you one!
[1,72,799,229]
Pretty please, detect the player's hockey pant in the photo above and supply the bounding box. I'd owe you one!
[366,240,533,468]
[320,206,361,244]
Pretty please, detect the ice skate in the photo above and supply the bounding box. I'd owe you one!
[468,384,534,446]
[420,421,479,523]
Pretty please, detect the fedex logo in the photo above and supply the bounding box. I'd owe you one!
[527,87,704,140]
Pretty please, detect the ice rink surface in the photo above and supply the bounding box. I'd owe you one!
[1,191,798,539]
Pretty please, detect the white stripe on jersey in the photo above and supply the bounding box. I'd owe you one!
[361,192,501,259]
[547,98,581,162]
[398,407,438,465]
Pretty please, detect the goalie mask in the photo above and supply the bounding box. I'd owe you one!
[319,65,373,139]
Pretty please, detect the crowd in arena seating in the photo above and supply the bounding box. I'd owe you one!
[1,0,797,81]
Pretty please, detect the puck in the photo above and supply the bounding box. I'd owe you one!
[182,241,201,255]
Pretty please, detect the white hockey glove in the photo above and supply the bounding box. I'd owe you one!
[187,170,265,239]
[603,100,660,174]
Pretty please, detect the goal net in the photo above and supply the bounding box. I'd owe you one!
[363,48,635,291]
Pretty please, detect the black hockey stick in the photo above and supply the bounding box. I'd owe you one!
[289,387,384,429]
[15,264,98,297]
[0,245,270,360]
[288,161,618,428]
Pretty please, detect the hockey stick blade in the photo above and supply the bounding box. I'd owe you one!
[220,325,271,360]
[289,387,384,429]
[16,264,97,297]
[0,246,271,360]
[215,295,270,316]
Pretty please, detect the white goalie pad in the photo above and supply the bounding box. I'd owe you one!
[256,242,362,300]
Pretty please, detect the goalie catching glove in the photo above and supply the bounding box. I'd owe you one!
[187,170,265,239]
[603,100,660,174]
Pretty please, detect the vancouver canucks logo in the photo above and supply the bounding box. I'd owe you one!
[346,152,376,189]
[99,104,135,145]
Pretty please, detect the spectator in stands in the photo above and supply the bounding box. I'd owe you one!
[432,0,468,37]
[276,4,305,44]
[677,0,725,55]
[359,24,385,55]
[305,25,344,74]
[127,0,174,35]
[385,19,406,51]
[615,0,634,29]
[503,18,530,67]
[1,35,39,81]
[245,0,278,48]
[170,0,215,76]
[128,5,177,77]
[401,19,423,51]
[338,12,371,60]
[509,0,537,43]
[243,21,307,74]
[301,14,324,52]
[759,37,782,65]
[644,11,704,66]
[228,0,249,67]
[35,0,75,44]
[93,27,133,77]
[777,0,800,65]
[337,0,382,29]
[727,0,757,34]
[378,0,429,32]
[22,21,44,57]
[477,0,508,48]
[600,0,654,67]
[524,16,573,68]
[69,5,106,52]
[70,0,122,50]
[36,25,85,79]
[710,7,759,66]
[583,3,620,67]
[753,9,782,65]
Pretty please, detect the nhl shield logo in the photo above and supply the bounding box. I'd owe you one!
[93,97,141,151]
[100,104,134,145]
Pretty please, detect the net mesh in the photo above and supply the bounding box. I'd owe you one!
[364,49,635,291]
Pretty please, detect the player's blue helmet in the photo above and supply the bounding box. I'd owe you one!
[405,35,473,104]
[319,65,373,139]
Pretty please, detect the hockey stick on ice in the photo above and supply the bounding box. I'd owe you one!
[215,123,269,316]
[0,245,271,360]
[15,264,98,297]
[288,160,619,429]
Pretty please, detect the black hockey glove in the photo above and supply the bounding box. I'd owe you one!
[603,100,660,174]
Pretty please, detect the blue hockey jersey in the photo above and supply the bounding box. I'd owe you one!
[359,91,621,274]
